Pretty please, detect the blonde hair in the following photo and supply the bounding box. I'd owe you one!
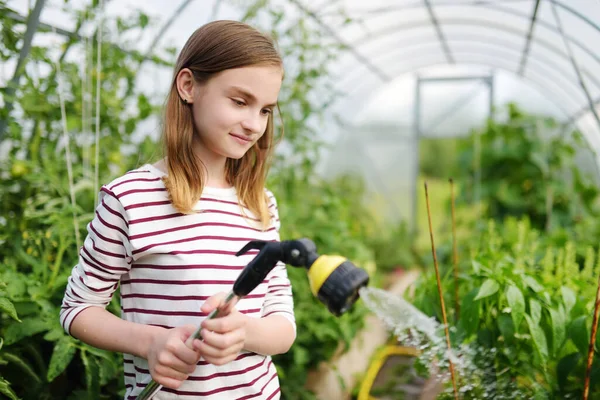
[161,20,282,229]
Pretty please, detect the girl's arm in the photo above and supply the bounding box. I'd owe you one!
[71,307,202,388]
[60,187,201,389]
[241,314,296,355]
[69,306,159,359]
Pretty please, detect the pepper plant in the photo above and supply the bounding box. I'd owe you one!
[411,218,599,399]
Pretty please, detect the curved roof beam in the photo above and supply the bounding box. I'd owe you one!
[332,54,577,119]
[567,100,600,126]
[335,39,591,107]
[318,0,600,36]
[550,0,600,33]
[424,0,454,63]
[351,18,600,71]
[518,0,541,75]
[337,32,599,94]
[318,4,600,72]
[342,28,599,90]
[550,1,600,130]
[287,0,391,81]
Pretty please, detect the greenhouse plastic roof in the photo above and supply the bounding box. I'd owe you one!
[4,0,600,172]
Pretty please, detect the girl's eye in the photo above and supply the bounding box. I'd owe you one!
[261,108,273,116]
[232,99,246,107]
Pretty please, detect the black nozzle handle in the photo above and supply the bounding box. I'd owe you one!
[233,240,283,297]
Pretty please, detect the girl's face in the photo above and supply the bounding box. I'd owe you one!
[179,65,282,162]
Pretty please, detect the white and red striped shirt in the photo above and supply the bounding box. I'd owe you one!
[60,164,295,400]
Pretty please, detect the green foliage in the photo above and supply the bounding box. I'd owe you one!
[419,137,466,179]
[0,1,403,399]
[0,2,165,398]
[411,218,600,398]
[457,103,600,232]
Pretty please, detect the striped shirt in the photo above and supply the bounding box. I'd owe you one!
[60,164,295,400]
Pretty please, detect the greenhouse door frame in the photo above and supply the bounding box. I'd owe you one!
[412,74,495,235]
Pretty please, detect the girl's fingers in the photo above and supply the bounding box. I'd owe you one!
[160,352,194,373]
[154,363,189,383]
[198,342,242,361]
[200,329,244,350]
[201,292,227,313]
[202,312,245,333]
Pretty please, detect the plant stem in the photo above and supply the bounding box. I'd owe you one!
[450,178,460,321]
[424,182,459,400]
[545,184,553,232]
[0,0,46,141]
[583,269,600,400]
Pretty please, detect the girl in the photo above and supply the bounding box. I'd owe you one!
[60,20,296,399]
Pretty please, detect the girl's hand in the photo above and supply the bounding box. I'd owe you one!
[146,325,202,389]
[195,292,247,366]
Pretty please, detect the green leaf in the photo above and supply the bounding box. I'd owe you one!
[47,336,76,382]
[569,316,589,355]
[43,328,64,342]
[474,279,499,301]
[506,285,525,330]
[556,352,581,390]
[561,286,576,315]
[459,288,480,336]
[0,375,19,400]
[526,315,549,363]
[98,354,118,386]
[497,314,515,340]
[523,275,543,293]
[80,351,100,397]
[471,260,482,274]
[4,318,48,345]
[139,12,149,28]
[0,297,20,322]
[2,352,41,384]
[530,299,542,325]
[549,307,566,357]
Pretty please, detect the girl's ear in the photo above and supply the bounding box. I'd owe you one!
[176,68,195,104]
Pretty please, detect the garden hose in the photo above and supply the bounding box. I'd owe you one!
[136,238,370,399]
[357,344,420,400]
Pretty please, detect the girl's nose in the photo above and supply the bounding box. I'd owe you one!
[241,113,264,134]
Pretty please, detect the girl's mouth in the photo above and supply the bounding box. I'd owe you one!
[230,133,252,144]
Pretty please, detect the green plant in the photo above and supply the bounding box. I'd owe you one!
[410,218,599,399]
[456,103,600,232]
[0,281,20,400]
[0,1,167,398]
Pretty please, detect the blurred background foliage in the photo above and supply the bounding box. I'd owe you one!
[1,0,600,399]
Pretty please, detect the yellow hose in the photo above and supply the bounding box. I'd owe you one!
[357,345,419,400]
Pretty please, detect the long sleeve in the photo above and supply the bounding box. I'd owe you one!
[60,187,133,335]
[261,192,296,333]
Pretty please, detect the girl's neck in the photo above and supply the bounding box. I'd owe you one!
[191,137,230,188]
[154,154,231,189]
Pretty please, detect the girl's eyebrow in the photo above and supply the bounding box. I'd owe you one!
[230,86,277,108]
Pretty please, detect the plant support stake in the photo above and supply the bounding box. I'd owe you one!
[583,269,600,400]
[450,178,460,320]
[424,182,459,400]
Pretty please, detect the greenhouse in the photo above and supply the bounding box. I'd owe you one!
[1,0,599,399]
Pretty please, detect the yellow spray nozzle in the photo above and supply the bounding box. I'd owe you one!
[308,255,348,296]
